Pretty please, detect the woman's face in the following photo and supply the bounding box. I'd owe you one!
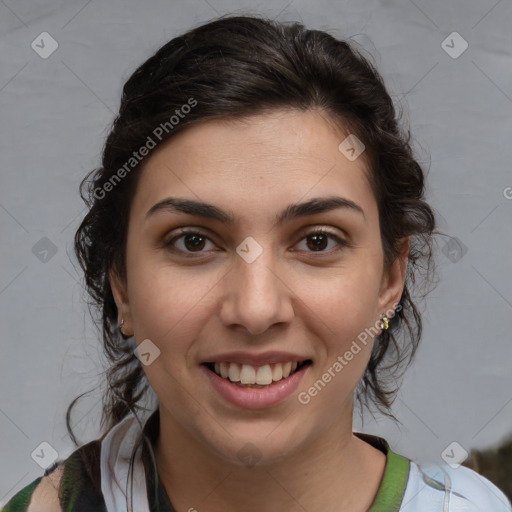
[111,108,407,465]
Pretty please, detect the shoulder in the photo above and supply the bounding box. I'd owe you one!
[2,440,106,512]
[402,460,512,511]
[27,463,65,512]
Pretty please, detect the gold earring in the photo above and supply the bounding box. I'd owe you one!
[119,318,125,333]
[379,314,389,331]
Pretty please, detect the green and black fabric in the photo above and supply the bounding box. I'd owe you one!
[2,410,410,511]
[1,478,41,512]
[357,433,410,512]
[2,438,107,512]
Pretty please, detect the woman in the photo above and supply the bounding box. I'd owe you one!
[4,14,510,512]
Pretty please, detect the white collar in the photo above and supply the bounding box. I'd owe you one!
[100,413,150,512]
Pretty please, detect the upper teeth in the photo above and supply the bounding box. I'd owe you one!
[213,361,299,385]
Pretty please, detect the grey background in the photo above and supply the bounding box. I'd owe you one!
[1,0,511,505]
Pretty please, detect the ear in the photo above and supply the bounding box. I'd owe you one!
[377,237,409,315]
[109,266,133,337]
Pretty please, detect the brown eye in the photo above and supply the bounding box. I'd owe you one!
[165,230,216,254]
[296,229,348,254]
[182,233,207,251]
[307,233,329,251]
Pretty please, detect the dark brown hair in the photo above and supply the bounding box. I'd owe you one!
[69,14,436,445]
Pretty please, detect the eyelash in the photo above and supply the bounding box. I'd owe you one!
[164,227,349,257]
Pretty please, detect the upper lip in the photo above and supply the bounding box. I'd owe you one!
[202,351,312,366]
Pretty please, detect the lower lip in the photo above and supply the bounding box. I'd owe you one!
[201,364,309,409]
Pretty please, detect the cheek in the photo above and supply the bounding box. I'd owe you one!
[125,261,205,404]
[126,244,183,323]
[297,279,378,417]
[126,250,222,353]
[310,261,382,334]
[301,259,382,392]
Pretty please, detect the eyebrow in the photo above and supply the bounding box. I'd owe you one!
[145,195,365,225]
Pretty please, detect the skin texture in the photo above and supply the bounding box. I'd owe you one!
[110,108,408,512]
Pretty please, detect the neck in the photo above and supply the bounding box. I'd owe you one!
[154,406,386,512]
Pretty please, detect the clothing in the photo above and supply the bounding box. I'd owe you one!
[3,409,510,512]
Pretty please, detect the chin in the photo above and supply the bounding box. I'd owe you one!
[197,419,309,468]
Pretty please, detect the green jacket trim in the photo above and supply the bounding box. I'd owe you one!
[2,477,42,512]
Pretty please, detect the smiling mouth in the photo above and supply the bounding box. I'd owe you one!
[203,360,312,388]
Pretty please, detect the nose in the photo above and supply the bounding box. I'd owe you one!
[218,248,295,336]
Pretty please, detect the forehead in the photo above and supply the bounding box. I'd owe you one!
[131,109,376,224]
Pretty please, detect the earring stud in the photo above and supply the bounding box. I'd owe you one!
[379,314,389,331]
[119,318,125,332]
